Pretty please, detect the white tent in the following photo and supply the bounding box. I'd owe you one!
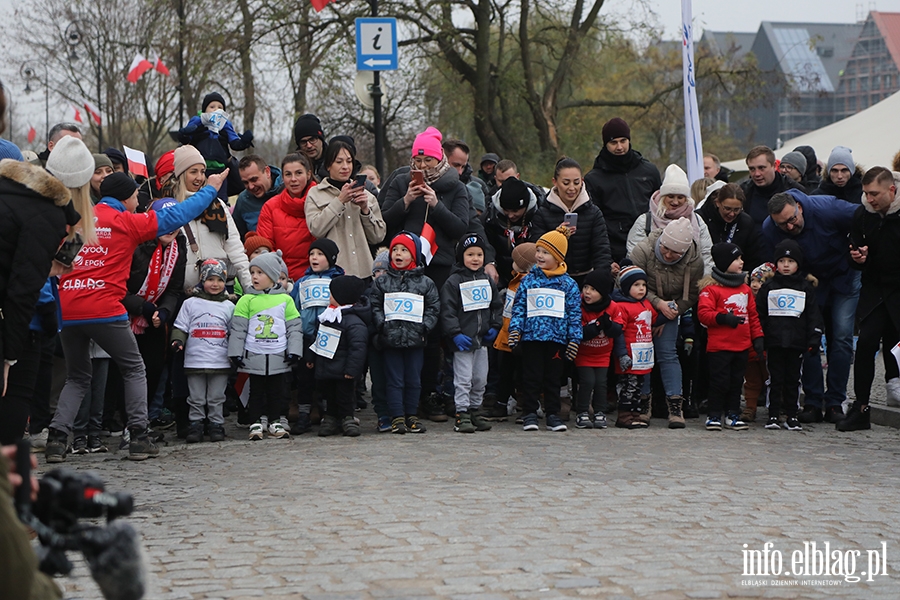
[721,91,900,173]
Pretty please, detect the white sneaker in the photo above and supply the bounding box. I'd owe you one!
[29,428,49,452]
[249,423,264,441]
[279,416,291,433]
[886,378,900,408]
[268,420,289,438]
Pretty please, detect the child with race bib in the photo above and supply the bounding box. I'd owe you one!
[507,226,582,432]
[756,240,823,432]
[697,243,764,432]
[291,238,345,433]
[308,275,370,438]
[171,259,234,443]
[229,250,304,440]
[440,234,503,434]
[611,265,655,429]
[371,232,440,434]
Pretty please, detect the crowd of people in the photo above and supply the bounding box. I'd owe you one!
[1,82,899,468]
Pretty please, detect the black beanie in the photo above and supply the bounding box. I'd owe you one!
[309,238,339,268]
[602,118,631,144]
[583,268,614,298]
[499,177,529,210]
[711,242,742,272]
[294,113,325,148]
[773,239,804,268]
[202,92,226,112]
[100,172,138,202]
[455,233,487,266]
[330,275,367,306]
[328,135,357,156]
[103,147,129,174]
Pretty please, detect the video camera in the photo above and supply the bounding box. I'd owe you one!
[14,439,146,600]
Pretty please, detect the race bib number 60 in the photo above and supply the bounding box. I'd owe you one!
[384,292,424,323]
[526,288,565,318]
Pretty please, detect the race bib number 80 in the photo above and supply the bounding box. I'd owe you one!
[526,288,565,318]
[384,292,424,323]
[460,280,492,312]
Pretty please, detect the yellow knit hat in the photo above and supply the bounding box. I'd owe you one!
[536,225,571,264]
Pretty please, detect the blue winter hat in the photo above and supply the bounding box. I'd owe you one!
[0,139,24,161]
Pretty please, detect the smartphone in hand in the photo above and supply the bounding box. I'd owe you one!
[411,171,425,187]
[563,212,578,229]
[355,174,368,188]
[54,233,85,267]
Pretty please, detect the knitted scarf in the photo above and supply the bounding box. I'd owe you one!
[711,267,746,287]
[410,156,452,185]
[131,240,180,334]
[649,191,701,242]
[199,198,229,237]
[541,263,567,278]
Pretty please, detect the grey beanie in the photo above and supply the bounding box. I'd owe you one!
[250,249,287,287]
[827,146,854,173]
[372,248,390,274]
[46,136,94,188]
[780,151,807,174]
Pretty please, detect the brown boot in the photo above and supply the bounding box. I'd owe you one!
[741,396,757,422]
[615,410,634,429]
[638,394,651,425]
[632,410,648,428]
[667,396,686,429]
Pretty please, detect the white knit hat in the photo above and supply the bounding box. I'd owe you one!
[659,217,693,255]
[659,164,691,198]
[46,136,94,188]
[173,145,206,178]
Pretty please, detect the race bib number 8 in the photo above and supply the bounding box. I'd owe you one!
[526,288,565,318]
[767,289,806,318]
[300,278,330,309]
[502,290,516,319]
[631,341,654,370]
[384,292,424,323]
[310,325,341,359]
[460,280,492,312]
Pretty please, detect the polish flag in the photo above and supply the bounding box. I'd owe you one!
[310,0,335,11]
[153,53,170,76]
[420,222,438,265]
[27,127,36,144]
[70,104,84,123]
[83,100,102,125]
[127,53,154,84]
[123,145,149,178]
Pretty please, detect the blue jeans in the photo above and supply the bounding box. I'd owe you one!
[642,316,681,397]
[384,347,424,418]
[802,274,860,409]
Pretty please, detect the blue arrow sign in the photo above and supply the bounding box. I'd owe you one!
[356,18,398,71]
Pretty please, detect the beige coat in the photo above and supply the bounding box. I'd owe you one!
[305,178,386,278]
[181,197,252,293]
[629,229,705,314]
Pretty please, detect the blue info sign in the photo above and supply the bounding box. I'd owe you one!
[356,18,398,71]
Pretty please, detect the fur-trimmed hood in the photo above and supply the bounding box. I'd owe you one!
[0,158,71,206]
[862,171,900,216]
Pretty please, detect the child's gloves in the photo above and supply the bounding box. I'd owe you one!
[597,313,613,333]
[230,356,245,370]
[171,340,184,353]
[618,354,633,371]
[582,322,601,340]
[287,353,302,366]
[752,338,765,358]
[715,311,745,328]
[507,330,520,349]
[565,340,580,361]
[482,328,498,343]
[453,334,473,352]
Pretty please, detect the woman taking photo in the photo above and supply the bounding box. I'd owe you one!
[305,140,385,279]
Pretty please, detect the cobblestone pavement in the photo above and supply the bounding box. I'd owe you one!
[41,403,900,600]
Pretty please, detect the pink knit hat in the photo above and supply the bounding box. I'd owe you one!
[411,127,443,160]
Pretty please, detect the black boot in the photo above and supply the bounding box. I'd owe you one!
[836,403,870,432]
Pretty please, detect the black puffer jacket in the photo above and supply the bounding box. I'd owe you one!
[739,172,804,226]
[481,185,541,287]
[120,235,187,327]
[583,148,661,262]
[371,266,440,348]
[850,175,900,321]
[696,198,766,269]
[531,186,612,278]
[757,272,823,351]
[811,168,863,204]
[439,265,502,349]
[311,300,371,379]
[0,159,75,361]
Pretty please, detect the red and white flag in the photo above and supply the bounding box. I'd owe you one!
[127,53,154,84]
[153,53,170,76]
[83,100,102,125]
[123,145,149,178]
[420,222,438,265]
[27,127,36,144]
[70,104,84,123]
[310,0,335,11]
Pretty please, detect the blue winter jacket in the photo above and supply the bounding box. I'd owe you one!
[762,189,859,306]
[508,265,582,345]
[292,265,346,336]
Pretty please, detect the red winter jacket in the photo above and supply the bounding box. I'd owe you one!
[614,297,657,375]
[697,281,763,352]
[257,183,317,281]
[575,301,622,368]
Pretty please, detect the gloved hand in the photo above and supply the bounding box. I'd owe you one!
[230,356,245,370]
[715,311,745,328]
[482,328,499,343]
[565,340,580,361]
[287,353,302,366]
[619,354,633,371]
[453,334,473,352]
[171,340,184,353]
[507,330,520,349]
[582,323,601,340]
[683,338,693,356]
[597,313,612,333]
[241,129,254,143]
[752,338,765,358]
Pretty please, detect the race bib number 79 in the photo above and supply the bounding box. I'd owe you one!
[384,292,424,323]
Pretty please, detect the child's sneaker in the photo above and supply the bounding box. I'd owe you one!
[593,413,608,429]
[208,423,225,442]
[279,416,291,434]
[342,416,361,437]
[318,415,342,437]
[186,421,205,443]
[522,413,539,431]
[71,436,88,455]
[705,415,722,431]
[249,423,264,440]
[575,412,593,429]
[293,413,311,435]
[724,414,749,431]
[764,416,781,430]
[454,412,476,433]
[87,435,108,453]
[484,401,508,421]
[546,414,567,432]
[470,411,493,431]
[405,416,426,433]
[269,421,290,439]
[391,417,407,434]
[377,416,392,433]
[783,417,802,431]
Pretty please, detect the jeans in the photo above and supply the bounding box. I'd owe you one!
[384,347,424,417]
[641,316,681,397]
[801,278,860,409]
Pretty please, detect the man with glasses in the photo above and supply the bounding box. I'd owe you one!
[778,151,807,191]
[293,113,327,180]
[740,145,804,227]
[812,146,863,204]
[762,190,859,425]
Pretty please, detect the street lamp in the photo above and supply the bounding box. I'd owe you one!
[65,20,103,151]
[21,63,50,145]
